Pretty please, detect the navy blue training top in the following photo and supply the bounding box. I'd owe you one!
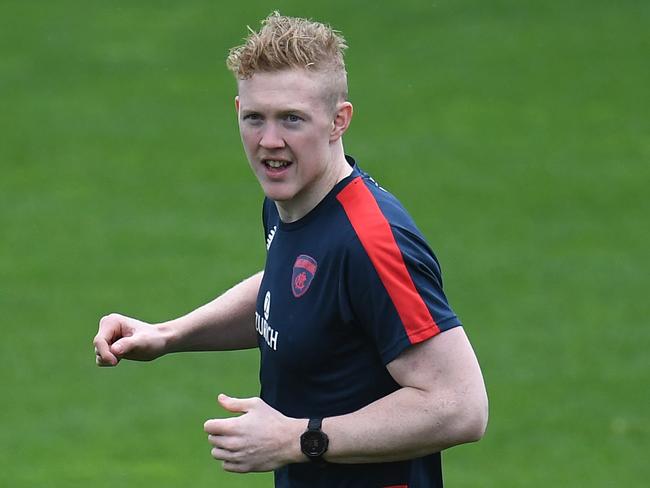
[255,157,461,488]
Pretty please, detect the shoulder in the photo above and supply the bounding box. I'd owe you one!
[334,169,446,287]
[335,170,428,252]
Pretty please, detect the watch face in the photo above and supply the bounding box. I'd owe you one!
[301,430,327,457]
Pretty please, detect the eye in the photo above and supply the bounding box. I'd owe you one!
[284,114,302,123]
[243,113,263,123]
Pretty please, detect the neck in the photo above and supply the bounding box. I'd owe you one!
[276,145,352,223]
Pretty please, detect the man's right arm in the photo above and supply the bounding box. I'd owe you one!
[93,271,262,366]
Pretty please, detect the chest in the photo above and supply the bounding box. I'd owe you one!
[255,228,359,370]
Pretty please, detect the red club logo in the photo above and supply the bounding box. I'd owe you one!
[292,254,317,298]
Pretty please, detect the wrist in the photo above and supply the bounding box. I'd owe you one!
[155,321,177,355]
[284,417,309,464]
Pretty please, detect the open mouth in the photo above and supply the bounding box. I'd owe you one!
[263,159,292,170]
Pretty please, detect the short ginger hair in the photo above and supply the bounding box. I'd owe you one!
[226,12,349,109]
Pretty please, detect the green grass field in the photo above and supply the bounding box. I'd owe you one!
[1,1,648,486]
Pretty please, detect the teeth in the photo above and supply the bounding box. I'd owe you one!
[266,160,289,168]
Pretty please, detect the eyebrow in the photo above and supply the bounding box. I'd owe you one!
[241,108,310,118]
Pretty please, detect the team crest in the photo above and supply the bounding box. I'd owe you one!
[292,254,317,298]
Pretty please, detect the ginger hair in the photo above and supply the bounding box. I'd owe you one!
[226,12,349,109]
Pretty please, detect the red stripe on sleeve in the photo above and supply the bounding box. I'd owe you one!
[336,177,440,343]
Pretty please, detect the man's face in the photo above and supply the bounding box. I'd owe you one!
[236,69,339,210]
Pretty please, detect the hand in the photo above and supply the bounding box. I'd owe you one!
[93,313,167,366]
[204,394,304,473]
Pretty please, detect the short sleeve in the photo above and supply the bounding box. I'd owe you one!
[343,223,461,365]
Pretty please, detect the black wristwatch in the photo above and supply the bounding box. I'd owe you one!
[300,418,329,462]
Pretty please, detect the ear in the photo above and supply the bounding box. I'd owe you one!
[235,96,240,114]
[330,101,353,142]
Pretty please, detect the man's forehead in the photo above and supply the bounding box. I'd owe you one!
[238,68,326,88]
[237,70,329,107]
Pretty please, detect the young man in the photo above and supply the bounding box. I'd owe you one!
[93,12,488,487]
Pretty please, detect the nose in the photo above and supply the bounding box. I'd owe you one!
[259,123,285,149]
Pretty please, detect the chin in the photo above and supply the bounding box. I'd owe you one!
[252,169,303,201]
[260,185,296,203]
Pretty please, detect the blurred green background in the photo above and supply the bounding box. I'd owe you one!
[1,0,648,486]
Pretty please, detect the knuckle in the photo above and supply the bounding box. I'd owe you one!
[100,313,120,324]
[234,440,247,452]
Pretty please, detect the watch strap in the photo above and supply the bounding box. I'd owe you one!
[307,417,323,431]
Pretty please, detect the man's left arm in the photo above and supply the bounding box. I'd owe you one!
[204,326,488,471]
[320,326,488,463]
